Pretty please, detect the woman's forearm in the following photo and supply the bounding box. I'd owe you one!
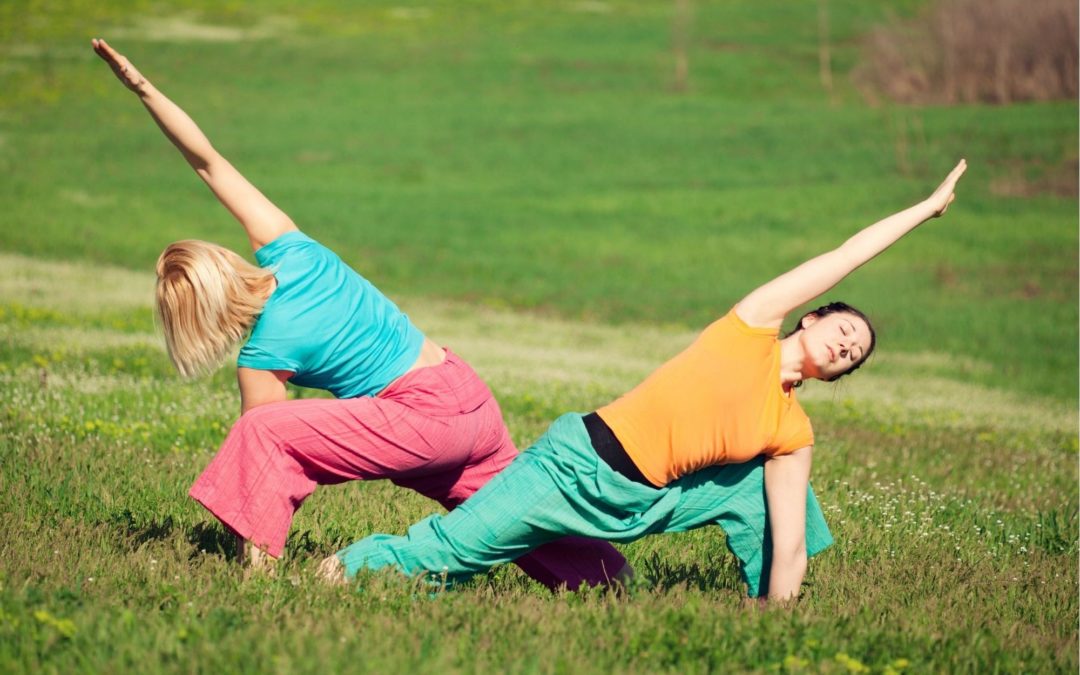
[93,39,219,172]
[835,199,937,269]
[134,81,220,171]
[94,38,298,250]
[758,199,939,313]
[735,161,966,327]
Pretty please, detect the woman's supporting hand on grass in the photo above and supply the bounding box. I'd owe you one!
[91,38,298,251]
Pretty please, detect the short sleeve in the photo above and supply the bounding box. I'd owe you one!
[691,311,779,365]
[237,340,301,372]
[254,231,314,268]
[770,403,815,457]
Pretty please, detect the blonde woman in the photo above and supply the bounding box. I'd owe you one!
[92,38,630,588]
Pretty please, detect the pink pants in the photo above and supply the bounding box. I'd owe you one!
[189,350,626,589]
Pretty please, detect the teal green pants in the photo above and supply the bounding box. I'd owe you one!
[337,413,833,597]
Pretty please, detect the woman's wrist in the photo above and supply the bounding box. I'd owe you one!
[133,78,153,99]
[905,199,936,223]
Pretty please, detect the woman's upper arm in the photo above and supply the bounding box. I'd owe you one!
[198,154,299,251]
[237,367,292,415]
[763,445,813,556]
[735,249,852,329]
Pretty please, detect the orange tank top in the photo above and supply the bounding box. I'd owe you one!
[597,310,813,487]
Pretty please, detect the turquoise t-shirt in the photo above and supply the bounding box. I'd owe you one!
[237,232,425,398]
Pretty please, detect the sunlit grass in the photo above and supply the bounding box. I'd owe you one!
[0,1,1075,670]
[0,253,1075,672]
[2,4,1076,404]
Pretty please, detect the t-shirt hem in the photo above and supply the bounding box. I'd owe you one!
[349,330,426,399]
[596,410,667,488]
[236,357,301,372]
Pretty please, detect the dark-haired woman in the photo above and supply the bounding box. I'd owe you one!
[322,161,968,601]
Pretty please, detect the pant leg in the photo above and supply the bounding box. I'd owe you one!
[336,413,652,583]
[190,355,627,587]
[189,393,486,558]
[436,406,627,589]
[337,446,580,583]
[336,413,833,597]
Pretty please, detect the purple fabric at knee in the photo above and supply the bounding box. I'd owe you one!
[514,537,628,589]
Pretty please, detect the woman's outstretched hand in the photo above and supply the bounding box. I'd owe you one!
[925,159,967,218]
[92,38,148,94]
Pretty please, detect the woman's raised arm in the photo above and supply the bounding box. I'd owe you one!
[736,160,967,329]
[92,39,298,251]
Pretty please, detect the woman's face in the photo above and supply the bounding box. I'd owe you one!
[798,312,873,381]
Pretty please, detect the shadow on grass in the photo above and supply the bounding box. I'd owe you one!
[114,510,751,594]
[636,552,745,594]
[187,522,239,560]
[117,511,343,563]
[111,509,240,560]
[283,529,331,558]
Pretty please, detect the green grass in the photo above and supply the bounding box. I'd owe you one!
[1,253,1075,673]
[1,1,1076,400]
[0,1,1076,672]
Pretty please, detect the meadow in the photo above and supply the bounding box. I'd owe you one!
[1,1,1076,672]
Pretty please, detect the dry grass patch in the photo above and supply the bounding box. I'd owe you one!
[108,14,296,43]
[855,0,1079,105]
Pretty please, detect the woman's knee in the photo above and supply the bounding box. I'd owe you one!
[227,400,292,442]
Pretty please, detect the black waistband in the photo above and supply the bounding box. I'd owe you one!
[582,412,656,488]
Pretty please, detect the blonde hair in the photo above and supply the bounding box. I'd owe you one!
[155,240,276,377]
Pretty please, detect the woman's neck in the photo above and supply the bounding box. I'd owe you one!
[778,334,808,389]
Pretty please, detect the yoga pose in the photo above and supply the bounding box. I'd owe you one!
[323,161,968,601]
[92,38,632,589]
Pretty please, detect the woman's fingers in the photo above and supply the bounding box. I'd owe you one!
[95,38,117,58]
[92,39,117,68]
[950,159,967,183]
[92,38,145,92]
[92,38,126,70]
[929,161,965,217]
[92,38,114,61]
[938,159,967,194]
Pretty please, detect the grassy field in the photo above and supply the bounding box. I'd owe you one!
[1,1,1077,672]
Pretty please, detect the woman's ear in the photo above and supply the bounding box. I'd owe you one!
[800,313,818,330]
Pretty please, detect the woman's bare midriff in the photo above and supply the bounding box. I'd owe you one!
[377,337,446,396]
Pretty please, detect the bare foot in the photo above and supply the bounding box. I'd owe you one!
[317,554,347,586]
[236,534,278,577]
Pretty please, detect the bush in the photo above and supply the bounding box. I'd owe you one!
[854,0,1078,105]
